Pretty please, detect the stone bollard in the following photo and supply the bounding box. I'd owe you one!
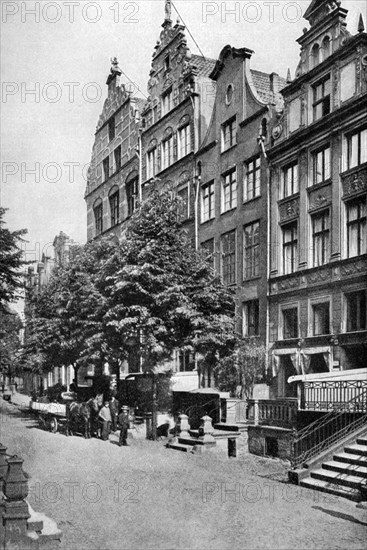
[179,414,190,438]
[3,455,31,548]
[201,415,215,444]
[145,413,153,440]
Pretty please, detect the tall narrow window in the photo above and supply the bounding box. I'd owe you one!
[346,290,366,332]
[282,221,298,274]
[281,163,298,198]
[243,300,259,337]
[346,198,366,257]
[222,169,237,213]
[161,88,172,116]
[162,135,174,170]
[94,202,103,235]
[146,147,157,179]
[347,128,367,169]
[312,211,330,266]
[282,308,298,339]
[312,145,330,185]
[103,157,110,181]
[321,36,330,60]
[201,182,215,223]
[109,190,119,227]
[311,43,320,68]
[178,124,191,159]
[243,222,260,279]
[312,302,330,335]
[244,157,261,201]
[108,117,115,141]
[312,75,331,121]
[221,230,236,285]
[114,146,121,172]
[222,117,236,151]
[126,177,138,217]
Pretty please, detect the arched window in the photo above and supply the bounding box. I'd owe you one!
[93,198,103,235]
[321,36,331,61]
[311,43,320,68]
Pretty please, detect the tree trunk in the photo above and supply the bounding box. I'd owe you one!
[151,373,158,441]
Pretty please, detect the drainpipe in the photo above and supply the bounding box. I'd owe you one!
[266,155,271,381]
[194,174,201,251]
[138,129,143,203]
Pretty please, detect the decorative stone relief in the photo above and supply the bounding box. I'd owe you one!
[342,167,367,197]
[333,66,339,108]
[307,267,331,284]
[340,258,367,277]
[308,186,332,211]
[279,198,300,222]
[278,276,301,291]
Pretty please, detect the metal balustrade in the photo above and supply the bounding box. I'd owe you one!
[300,380,367,412]
[290,388,367,470]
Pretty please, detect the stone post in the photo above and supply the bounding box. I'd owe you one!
[0,443,8,484]
[201,415,215,444]
[179,414,190,438]
[254,400,259,426]
[3,455,31,549]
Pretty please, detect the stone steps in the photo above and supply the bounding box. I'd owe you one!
[299,434,367,503]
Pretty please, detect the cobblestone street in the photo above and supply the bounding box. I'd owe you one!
[1,398,366,550]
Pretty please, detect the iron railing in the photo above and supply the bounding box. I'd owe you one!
[301,380,367,412]
[291,388,367,469]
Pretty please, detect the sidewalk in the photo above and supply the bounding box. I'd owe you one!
[2,391,32,410]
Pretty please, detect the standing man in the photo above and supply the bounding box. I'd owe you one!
[98,401,112,441]
[109,394,120,433]
[118,406,130,447]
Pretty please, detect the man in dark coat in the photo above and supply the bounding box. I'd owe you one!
[109,395,120,432]
[98,401,112,441]
[118,406,130,446]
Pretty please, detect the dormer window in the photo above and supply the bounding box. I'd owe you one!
[312,75,330,121]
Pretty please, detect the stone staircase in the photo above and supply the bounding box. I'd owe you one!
[300,435,367,502]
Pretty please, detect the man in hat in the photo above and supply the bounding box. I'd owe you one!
[118,406,130,446]
[98,401,112,441]
[109,394,120,432]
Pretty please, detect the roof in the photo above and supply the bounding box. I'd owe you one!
[190,54,217,78]
[250,69,287,104]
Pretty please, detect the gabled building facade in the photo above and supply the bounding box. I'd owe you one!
[196,46,285,386]
[85,59,144,242]
[267,0,367,400]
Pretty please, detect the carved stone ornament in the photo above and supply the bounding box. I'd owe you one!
[342,167,367,197]
[279,198,300,222]
[278,276,301,291]
[307,267,331,284]
[340,257,367,277]
[310,194,328,210]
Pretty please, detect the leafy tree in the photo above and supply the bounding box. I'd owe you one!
[103,189,236,437]
[0,309,23,383]
[0,207,27,308]
[214,339,266,399]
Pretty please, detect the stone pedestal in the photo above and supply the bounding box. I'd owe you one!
[179,414,190,438]
[201,415,215,444]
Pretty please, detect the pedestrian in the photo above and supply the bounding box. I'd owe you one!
[109,395,120,432]
[118,406,130,447]
[98,401,112,441]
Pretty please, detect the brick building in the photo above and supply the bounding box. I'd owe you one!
[267,0,367,398]
[196,46,285,387]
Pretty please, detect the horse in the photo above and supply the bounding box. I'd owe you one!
[66,401,93,438]
[86,396,103,438]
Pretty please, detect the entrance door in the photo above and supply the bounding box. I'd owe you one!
[279,356,298,398]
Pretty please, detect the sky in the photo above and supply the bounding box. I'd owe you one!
[0,0,364,267]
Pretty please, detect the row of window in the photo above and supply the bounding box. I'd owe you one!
[146,124,191,178]
[201,157,261,222]
[279,128,367,200]
[281,196,366,274]
[279,289,367,340]
[201,221,260,285]
[93,178,138,235]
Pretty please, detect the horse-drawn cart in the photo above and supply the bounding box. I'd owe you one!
[30,400,68,433]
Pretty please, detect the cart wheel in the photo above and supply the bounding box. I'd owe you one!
[49,416,58,433]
